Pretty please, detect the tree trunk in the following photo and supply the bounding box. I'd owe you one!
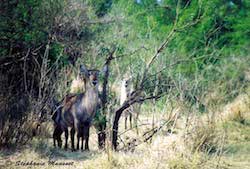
[112,102,130,150]
[98,50,114,149]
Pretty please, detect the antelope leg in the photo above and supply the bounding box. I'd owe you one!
[77,132,80,150]
[81,130,84,150]
[84,126,90,150]
[53,131,56,147]
[129,113,132,129]
[70,128,75,151]
[64,129,68,150]
[125,116,128,130]
[57,128,63,148]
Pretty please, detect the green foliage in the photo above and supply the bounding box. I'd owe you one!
[0,0,65,59]
[87,0,113,17]
[93,109,107,130]
[1,0,249,119]
[49,42,69,66]
[94,0,250,107]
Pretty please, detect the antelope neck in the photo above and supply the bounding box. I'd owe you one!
[85,81,98,97]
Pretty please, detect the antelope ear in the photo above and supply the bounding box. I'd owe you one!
[101,65,108,75]
[80,65,89,76]
[97,65,107,77]
[95,70,100,77]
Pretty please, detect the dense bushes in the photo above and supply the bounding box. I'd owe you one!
[0,0,98,146]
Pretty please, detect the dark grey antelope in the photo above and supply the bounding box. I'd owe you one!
[53,65,102,151]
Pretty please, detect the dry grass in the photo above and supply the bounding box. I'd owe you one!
[0,115,219,169]
[186,122,223,153]
[1,90,250,169]
[220,87,250,123]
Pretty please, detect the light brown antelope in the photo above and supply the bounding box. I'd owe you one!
[53,65,103,151]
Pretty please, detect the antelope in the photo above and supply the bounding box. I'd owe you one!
[51,98,63,148]
[120,76,141,131]
[53,65,103,151]
[51,71,85,148]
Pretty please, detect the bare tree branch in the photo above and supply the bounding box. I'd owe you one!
[111,0,206,150]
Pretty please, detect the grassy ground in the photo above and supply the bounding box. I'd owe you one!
[219,93,250,169]
[221,119,250,169]
[0,94,250,169]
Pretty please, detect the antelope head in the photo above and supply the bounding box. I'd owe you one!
[79,65,100,89]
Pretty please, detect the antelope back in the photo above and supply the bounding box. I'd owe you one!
[120,75,133,106]
[70,75,85,93]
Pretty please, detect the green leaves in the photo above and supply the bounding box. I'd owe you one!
[93,109,107,129]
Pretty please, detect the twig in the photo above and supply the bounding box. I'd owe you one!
[118,119,173,151]
[112,0,206,150]
[114,46,149,60]
[118,123,151,136]
[216,131,226,169]
[23,48,30,92]
[140,0,181,88]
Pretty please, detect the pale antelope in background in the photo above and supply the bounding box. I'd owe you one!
[53,65,103,151]
[120,75,141,131]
